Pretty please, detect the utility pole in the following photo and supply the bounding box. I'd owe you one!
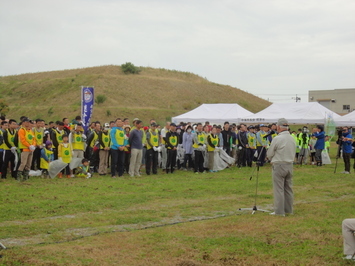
[292,94,301,102]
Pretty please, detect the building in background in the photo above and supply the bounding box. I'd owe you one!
[309,88,355,115]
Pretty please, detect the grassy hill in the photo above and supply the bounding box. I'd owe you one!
[0,65,271,124]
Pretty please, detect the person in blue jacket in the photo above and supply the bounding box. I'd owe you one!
[312,125,325,166]
[340,127,352,174]
[110,118,129,178]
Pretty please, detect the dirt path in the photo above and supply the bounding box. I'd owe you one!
[0,213,237,248]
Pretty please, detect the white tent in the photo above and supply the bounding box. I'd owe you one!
[172,103,253,125]
[334,110,355,126]
[240,102,340,124]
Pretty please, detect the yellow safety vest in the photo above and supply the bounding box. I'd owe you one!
[72,132,85,151]
[54,130,64,148]
[146,129,159,149]
[18,128,35,150]
[89,131,99,148]
[193,132,206,148]
[247,133,257,149]
[0,131,6,150]
[34,128,44,146]
[167,135,177,149]
[207,134,218,152]
[100,132,110,149]
[40,148,53,170]
[3,129,16,150]
[257,131,268,147]
[59,143,72,164]
[115,129,125,146]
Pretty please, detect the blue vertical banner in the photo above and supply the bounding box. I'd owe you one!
[81,86,94,132]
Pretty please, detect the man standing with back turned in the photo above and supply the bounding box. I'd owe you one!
[266,118,296,216]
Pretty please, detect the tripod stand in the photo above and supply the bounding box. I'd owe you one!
[239,147,270,214]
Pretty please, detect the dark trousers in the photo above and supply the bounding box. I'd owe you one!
[166,149,177,173]
[194,150,204,173]
[146,149,158,174]
[183,154,194,169]
[237,147,247,167]
[0,151,3,176]
[315,149,322,165]
[61,164,70,175]
[31,147,41,170]
[53,148,58,160]
[246,148,256,167]
[343,152,351,172]
[2,150,16,179]
[257,146,266,166]
[88,147,99,171]
[111,149,125,177]
[124,152,130,173]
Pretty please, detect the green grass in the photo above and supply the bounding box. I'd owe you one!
[0,145,354,265]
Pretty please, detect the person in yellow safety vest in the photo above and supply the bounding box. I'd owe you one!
[291,131,299,163]
[207,126,219,172]
[58,134,72,178]
[246,125,257,167]
[2,119,18,179]
[298,126,310,165]
[69,123,86,158]
[69,122,86,177]
[32,119,45,171]
[86,122,101,173]
[17,118,37,181]
[256,124,269,166]
[40,140,54,178]
[110,118,129,178]
[69,116,82,131]
[146,123,160,175]
[0,121,9,178]
[165,123,178,174]
[50,121,65,160]
[98,125,111,176]
[295,128,302,160]
[192,122,206,174]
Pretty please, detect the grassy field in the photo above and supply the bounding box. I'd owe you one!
[0,144,354,265]
[0,65,270,124]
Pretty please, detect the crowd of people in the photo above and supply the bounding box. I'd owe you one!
[0,114,351,181]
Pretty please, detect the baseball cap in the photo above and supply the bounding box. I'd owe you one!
[277,118,289,126]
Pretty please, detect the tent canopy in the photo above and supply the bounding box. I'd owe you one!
[172,103,253,125]
[335,110,355,126]
[240,102,340,124]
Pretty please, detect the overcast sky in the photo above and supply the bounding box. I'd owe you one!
[1,0,354,103]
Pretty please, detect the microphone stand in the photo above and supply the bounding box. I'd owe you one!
[239,146,270,214]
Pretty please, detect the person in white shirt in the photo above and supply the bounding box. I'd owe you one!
[266,118,296,216]
[342,219,355,260]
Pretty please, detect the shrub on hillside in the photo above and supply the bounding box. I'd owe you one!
[121,62,141,74]
[0,99,9,116]
[95,95,107,104]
